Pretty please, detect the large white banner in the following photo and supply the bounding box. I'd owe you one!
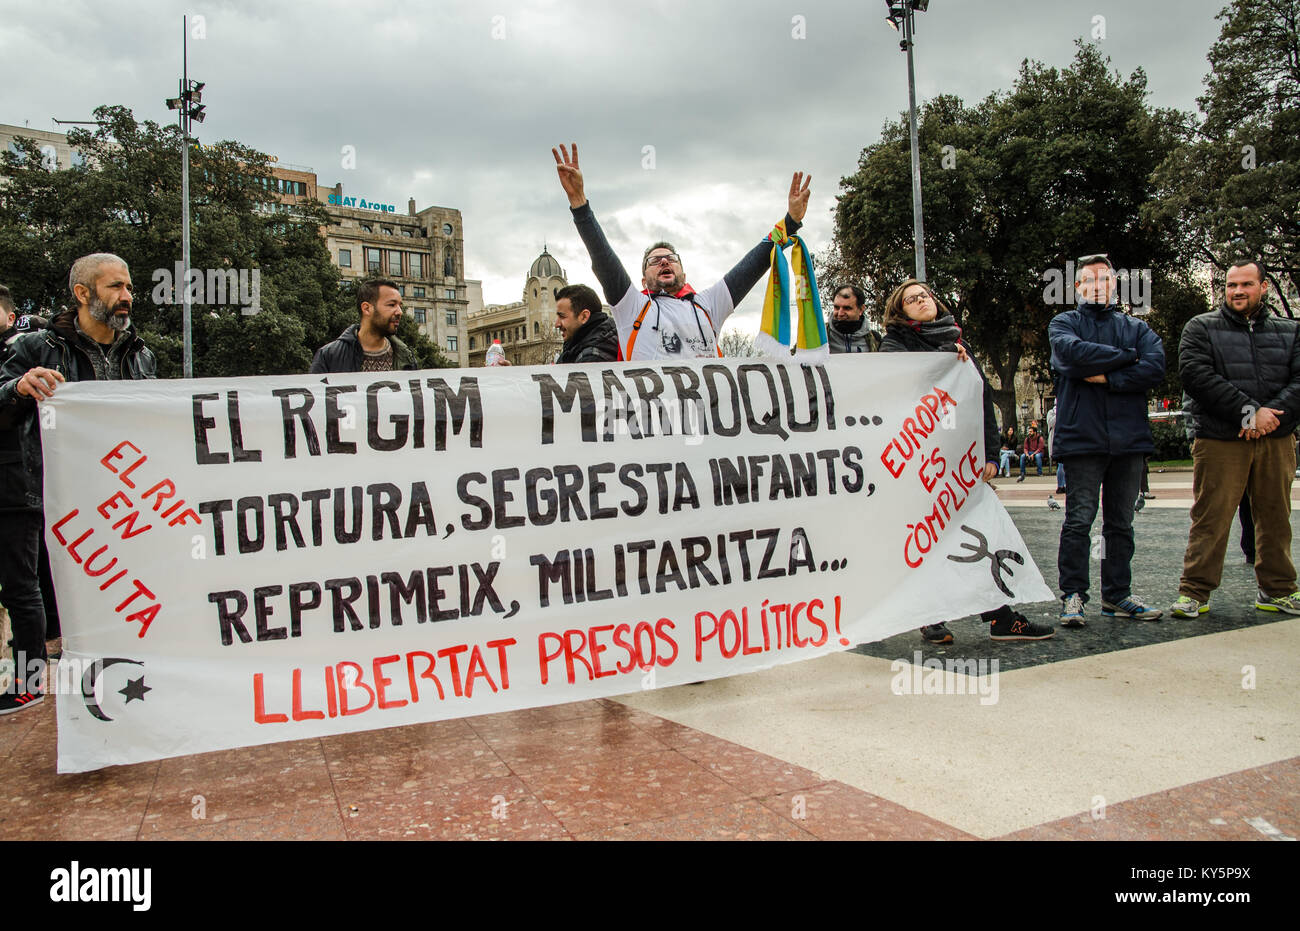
[44,355,1052,772]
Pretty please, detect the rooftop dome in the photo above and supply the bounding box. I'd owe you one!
[529,247,564,281]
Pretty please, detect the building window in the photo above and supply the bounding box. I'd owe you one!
[470,336,476,349]
[410,253,424,278]
[382,227,393,235]
[413,286,425,298]
[446,310,457,326]
[401,229,413,237]
[444,288,455,299]
[365,247,381,272]
[414,309,426,324]
[534,322,539,336]
[447,336,459,352]
[361,224,372,233]
[388,250,403,275]
[338,248,352,268]
[519,326,525,340]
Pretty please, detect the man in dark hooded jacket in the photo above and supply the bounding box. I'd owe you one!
[1049,254,1165,628]
[554,284,619,364]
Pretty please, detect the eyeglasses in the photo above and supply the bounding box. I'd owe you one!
[645,253,680,268]
[902,291,932,306]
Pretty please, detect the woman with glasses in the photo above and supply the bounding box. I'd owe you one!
[880,279,1055,644]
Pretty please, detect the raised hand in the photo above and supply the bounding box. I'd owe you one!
[552,143,587,208]
[788,171,811,223]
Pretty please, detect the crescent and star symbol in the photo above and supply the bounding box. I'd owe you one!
[80,658,148,722]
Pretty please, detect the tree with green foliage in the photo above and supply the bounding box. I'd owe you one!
[825,43,1184,430]
[1145,0,1298,315]
[0,105,452,377]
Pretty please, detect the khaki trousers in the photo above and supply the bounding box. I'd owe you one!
[1179,435,1297,601]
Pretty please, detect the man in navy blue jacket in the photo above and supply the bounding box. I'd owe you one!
[1049,254,1166,626]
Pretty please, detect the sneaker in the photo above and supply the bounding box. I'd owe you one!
[1056,486,1067,494]
[1169,595,1209,618]
[1016,475,1025,483]
[1101,596,1163,621]
[1255,590,1300,615]
[1059,593,1085,627]
[1141,492,1157,500]
[919,623,953,644]
[990,611,1055,641]
[0,690,44,716]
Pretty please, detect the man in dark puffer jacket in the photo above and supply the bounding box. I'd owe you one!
[1049,254,1166,626]
[1170,259,1300,618]
[554,284,619,364]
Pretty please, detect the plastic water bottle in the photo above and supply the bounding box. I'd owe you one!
[485,339,505,366]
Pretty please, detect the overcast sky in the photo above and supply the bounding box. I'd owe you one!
[0,0,1228,329]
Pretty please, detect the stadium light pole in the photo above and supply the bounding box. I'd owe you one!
[165,15,206,378]
[885,0,929,282]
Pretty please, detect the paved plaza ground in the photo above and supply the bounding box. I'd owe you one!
[2,473,1296,841]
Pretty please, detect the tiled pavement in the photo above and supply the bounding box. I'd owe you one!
[2,473,1297,841]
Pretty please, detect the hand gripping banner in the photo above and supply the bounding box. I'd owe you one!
[42,355,1052,771]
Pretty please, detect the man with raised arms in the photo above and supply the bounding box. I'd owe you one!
[552,143,810,361]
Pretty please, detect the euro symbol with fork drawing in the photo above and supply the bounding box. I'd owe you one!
[946,525,1023,597]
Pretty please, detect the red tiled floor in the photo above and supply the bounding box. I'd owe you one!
[520,749,748,834]
[6,679,1293,841]
[0,705,43,760]
[574,800,817,841]
[142,738,335,833]
[667,728,827,797]
[1,712,159,840]
[327,731,511,799]
[470,709,670,776]
[141,805,348,841]
[757,782,977,841]
[999,757,1300,840]
[340,775,572,840]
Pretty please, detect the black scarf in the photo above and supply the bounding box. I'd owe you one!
[888,313,963,353]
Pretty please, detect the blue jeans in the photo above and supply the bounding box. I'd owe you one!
[999,450,1014,476]
[1056,462,1066,488]
[1057,453,1145,604]
[1018,452,1043,477]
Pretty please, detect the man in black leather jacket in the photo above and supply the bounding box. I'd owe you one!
[554,284,619,364]
[0,253,156,713]
[309,278,418,374]
[1170,259,1300,618]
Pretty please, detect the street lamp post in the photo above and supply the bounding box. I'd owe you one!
[885,0,930,282]
[165,15,206,378]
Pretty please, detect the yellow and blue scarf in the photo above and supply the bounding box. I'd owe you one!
[754,219,829,359]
